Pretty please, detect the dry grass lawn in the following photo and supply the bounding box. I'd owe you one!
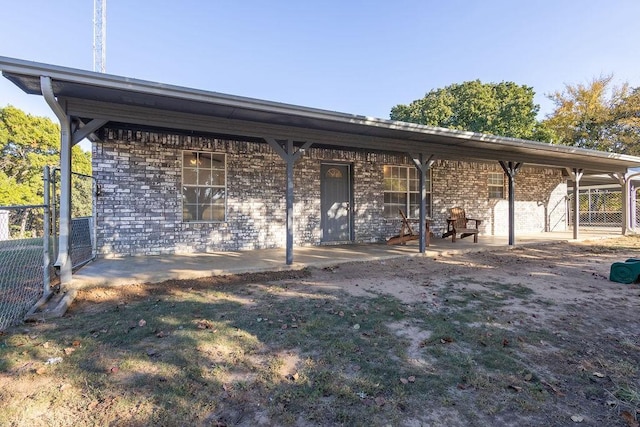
[1,236,640,426]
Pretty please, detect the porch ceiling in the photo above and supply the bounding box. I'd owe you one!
[3,56,640,174]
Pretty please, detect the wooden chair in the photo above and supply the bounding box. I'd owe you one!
[387,209,432,246]
[442,207,481,243]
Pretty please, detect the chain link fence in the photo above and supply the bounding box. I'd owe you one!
[0,166,98,330]
[0,205,50,330]
[636,189,640,230]
[569,189,623,227]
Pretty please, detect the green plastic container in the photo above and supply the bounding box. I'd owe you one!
[609,258,640,284]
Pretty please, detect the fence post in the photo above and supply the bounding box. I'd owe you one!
[0,210,8,240]
[92,175,97,259]
[43,166,51,297]
[52,168,58,259]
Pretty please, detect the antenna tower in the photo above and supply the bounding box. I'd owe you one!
[93,0,106,72]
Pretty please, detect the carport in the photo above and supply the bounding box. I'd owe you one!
[2,56,640,285]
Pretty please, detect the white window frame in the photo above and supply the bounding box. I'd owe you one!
[181,150,227,222]
[383,165,432,218]
[488,172,505,199]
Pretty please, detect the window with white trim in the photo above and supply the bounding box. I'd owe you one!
[182,151,226,222]
[488,172,505,199]
[383,165,431,218]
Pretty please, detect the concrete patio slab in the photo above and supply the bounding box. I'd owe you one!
[71,229,623,289]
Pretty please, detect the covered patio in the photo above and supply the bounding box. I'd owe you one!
[72,228,621,289]
[2,56,640,288]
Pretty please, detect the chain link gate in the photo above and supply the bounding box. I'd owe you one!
[635,188,640,230]
[51,168,97,270]
[568,188,623,228]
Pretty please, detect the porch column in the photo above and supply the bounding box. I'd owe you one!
[410,153,434,253]
[265,138,313,265]
[567,168,584,239]
[499,161,522,246]
[609,172,628,235]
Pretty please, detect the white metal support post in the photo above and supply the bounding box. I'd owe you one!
[609,172,629,235]
[567,168,584,240]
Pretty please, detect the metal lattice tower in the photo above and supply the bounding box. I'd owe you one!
[93,0,106,72]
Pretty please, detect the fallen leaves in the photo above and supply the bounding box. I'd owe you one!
[195,319,215,330]
[540,380,565,397]
[285,372,299,382]
[400,376,416,385]
[621,411,640,427]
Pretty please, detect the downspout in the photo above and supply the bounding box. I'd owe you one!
[41,76,73,285]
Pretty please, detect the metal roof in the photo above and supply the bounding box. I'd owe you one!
[2,55,640,174]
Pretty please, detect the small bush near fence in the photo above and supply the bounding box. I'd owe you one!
[0,207,47,330]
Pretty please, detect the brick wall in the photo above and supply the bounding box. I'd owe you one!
[431,161,567,235]
[93,129,566,256]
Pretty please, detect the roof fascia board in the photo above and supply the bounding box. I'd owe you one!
[64,97,630,173]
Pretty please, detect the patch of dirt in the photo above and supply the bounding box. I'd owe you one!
[9,236,640,426]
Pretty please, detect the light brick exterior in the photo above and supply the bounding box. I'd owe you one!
[93,129,567,257]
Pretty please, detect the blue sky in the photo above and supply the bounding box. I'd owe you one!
[1,0,640,126]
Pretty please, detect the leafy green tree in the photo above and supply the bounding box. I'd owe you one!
[544,75,640,154]
[0,105,93,229]
[390,80,547,140]
[0,105,58,205]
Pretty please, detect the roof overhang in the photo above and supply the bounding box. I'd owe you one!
[3,56,640,174]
